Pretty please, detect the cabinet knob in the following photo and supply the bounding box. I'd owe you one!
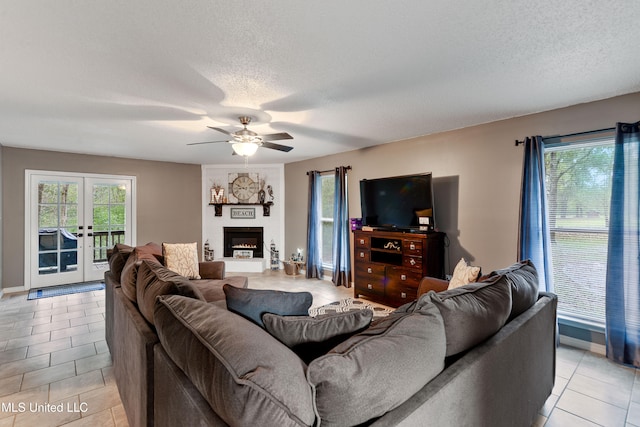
[409,258,416,266]
[367,268,372,274]
[410,243,415,250]
[401,274,407,281]
[367,284,373,290]
[360,252,365,258]
[360,239,365,244]
[401,292,407,299]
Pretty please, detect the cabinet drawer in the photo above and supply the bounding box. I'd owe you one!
[355,263,385,296]
[356,263,385,276]
[355,277,385,296]
[355,235,370,248]
[403,240,423,256]
[356,249,370,262]
[386,268,422,286]
[386,282,418,305]
[403,256,423,270]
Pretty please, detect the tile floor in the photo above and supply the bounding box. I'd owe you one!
[0,269,638,426]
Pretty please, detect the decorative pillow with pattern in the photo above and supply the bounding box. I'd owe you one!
[162,242,201,279]
[448,257,481,289]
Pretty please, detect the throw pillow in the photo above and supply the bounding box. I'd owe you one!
[136,260,205,326]
[162,242,201,279]
[490,259,539,321]
[426,274,512,356]
[223,285,313,328]
[119,242,163,303]
[448,257,481,289]
[263,310,374,363]
[154,295,315,426]
[307,302,446,426]
[107,243,133,279]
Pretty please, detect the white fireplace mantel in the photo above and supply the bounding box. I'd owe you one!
[201,164,285,273]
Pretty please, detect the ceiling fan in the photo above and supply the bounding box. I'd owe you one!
[188,116,293,156]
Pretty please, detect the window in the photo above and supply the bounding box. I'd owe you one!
[544,138,614,326]
[320,173,335,268]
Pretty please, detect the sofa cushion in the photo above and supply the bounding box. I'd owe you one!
[108,243,133,280]
[490,259,539,320]
[263,310,373,363]
[425,274,512,356]
[136,260,205,326]
[119,243,164,303]
[306,303,446,427]
[223,285,313,328]
[154,295,315,427]
[448,257,481,289]
[162,242,201,279]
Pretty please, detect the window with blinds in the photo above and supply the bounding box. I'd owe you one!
[320,173,335,268]
[544,137,615,325]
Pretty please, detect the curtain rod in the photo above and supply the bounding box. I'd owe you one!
[306,165,352,175]
[515,126,616,146]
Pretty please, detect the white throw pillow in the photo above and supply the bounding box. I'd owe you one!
[448,258,480,289]
[162,242,201,279]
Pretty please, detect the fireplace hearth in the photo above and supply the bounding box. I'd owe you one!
[223,227,264,258]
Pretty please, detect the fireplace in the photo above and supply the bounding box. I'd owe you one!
[223,227,264,259]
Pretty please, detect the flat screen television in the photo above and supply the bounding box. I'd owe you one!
[360,173,435,231]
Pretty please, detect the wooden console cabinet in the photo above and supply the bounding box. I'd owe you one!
[353,229,445,307]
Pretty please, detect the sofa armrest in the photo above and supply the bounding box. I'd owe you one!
[417,276,450,296]
[199,261,225,279]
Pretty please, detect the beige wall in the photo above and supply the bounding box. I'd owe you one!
[284,92,640,275]
[1,147,202,289]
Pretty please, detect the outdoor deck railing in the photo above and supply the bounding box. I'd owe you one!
[93,230,125,262]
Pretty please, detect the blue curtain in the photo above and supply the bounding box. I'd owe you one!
[306,170,324,279]
[332,166,351,287]
[518,136,554,293]
[606,121,640,367]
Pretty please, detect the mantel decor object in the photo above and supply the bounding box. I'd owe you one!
[230,207,256,219]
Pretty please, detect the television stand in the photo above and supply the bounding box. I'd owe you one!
[353,229,445,307]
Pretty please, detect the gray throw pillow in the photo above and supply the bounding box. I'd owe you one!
[263,310,373,363]
[154,295,315,427]
[223,285,313,328]
[306,302,446,427]
[490,259,539,320]
[426,274,512,356]
[136,260,205,325]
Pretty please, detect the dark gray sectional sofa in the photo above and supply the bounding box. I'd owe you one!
[106,248,557,427]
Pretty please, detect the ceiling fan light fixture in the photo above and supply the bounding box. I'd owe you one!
[232,142,259,157]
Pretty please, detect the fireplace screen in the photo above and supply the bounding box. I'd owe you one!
[223,227,264,258]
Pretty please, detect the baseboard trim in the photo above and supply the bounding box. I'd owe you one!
[560,334,606,356]
[2,286,27,295]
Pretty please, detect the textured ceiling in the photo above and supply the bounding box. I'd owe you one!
[1,1,639,165]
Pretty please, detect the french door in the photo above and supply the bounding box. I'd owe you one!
[26,171,136,288]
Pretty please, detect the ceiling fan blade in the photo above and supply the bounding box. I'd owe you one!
[187,140,229,146]
[261,141,294,152]
[261,132,293,141]
[207,126,235,136]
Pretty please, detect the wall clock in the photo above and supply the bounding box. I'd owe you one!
[228,172,259,203]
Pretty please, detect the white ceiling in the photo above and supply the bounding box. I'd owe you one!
[1,1,639,165]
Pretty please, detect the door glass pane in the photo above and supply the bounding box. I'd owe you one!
[38,181,79,275]
[92,183,127,263]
